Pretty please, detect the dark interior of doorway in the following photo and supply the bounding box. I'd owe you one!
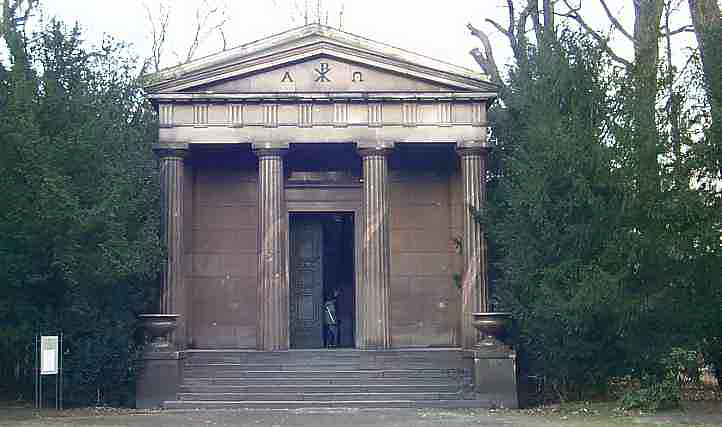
[289,212,355,349]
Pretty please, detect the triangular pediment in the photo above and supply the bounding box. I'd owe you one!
[145,24,499,95]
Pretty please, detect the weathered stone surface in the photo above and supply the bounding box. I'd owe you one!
[472,348,518,409]
[135,351,183,409]
[154,145,189,347]
[358,147,392,349]
[254,147,289,351]
[457,146,490,349]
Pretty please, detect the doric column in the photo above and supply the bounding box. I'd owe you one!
[358,146,392,349]
[154,144,189,316]
[458,145,490,349]
[254,146,289,351]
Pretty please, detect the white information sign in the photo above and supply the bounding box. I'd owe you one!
[40,336,59,375]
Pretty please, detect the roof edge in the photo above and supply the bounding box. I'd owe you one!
[144,24,492,92]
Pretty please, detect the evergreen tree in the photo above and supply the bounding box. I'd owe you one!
[0,14,161,404]
[487,29,722,397]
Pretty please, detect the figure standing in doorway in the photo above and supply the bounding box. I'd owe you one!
[324,289,340,348]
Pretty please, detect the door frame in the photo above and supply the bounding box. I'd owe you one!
[286,203,360,349]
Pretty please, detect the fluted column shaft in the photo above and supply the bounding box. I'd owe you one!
[255,148,289,351]
[155,146,188,315]
[458,147,489,349]
[358,148,392,349]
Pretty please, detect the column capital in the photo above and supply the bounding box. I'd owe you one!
[153,143,189,160]
[357,140,394,150]
[456,145,490,158]
[252,142,289,158]
[253,147,289,158]
[357,146,393,158]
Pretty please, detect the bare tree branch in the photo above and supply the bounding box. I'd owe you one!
[219,27,227,51]
[467,22,502,85]
[184,0,229,63]
[561,0,633,67]
[286,0,345,30]
[660,24,695,36]
[338,3,344,30]
[485,18,511,38]
[529,0,543,45]
[599,0,637,43]
[506,0,516,38]
[143,2,169,73]
[516,1,535,54]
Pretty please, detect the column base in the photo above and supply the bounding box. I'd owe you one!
[470,347,518,409]
[135,351,183,409]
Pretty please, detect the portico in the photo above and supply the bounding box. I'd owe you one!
[137,24,514,409]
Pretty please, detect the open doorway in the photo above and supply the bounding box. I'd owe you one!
[289,212,355,349]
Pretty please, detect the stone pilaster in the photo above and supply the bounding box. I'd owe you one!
[458,146,489,349]
[254,147,289,351]
[358,147,392,349]
[154,144,189,317]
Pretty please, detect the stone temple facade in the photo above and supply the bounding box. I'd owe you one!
[136,24,516,410]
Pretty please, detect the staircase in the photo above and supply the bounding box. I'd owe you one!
[163,348,485,409]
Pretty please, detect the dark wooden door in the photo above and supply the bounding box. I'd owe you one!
[290,216,324,348]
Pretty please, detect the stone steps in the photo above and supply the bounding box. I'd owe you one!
[182,377,464,386]
[169,349,478,409]
[163,399,487,410]
[183,369,467,379]
[177,392,466,401]
[179,384,462,394]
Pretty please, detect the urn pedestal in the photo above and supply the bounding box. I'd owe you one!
[470,312,518,408]
[136,314,183,409]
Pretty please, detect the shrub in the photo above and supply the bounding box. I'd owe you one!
[620,378,681,411]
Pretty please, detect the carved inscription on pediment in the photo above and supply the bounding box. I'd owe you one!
[189,58,455,93]
[314,62,332,82]
[280,62,363,85]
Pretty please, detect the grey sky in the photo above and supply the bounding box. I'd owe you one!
[37,1,697,75]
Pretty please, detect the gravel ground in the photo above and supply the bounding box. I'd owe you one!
[1,402,720,427]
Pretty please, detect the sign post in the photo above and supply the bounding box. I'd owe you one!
[36,334,63,409]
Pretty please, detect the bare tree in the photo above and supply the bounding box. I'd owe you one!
[143,2,169,73]
[182,0,229,63]
[468,0,558,86]
[281,0,345,29]
[560,0,670,190]
[142,0,230,73]
[467,22,502,85]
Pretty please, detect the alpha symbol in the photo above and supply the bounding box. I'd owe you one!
[281,71,293,83]
[314,62,331,82]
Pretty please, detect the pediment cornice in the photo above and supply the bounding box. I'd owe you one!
[145,24,499,95]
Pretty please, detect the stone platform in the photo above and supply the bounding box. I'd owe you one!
[136,348,516,409]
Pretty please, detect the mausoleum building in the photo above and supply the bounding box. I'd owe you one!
[137,24,516,409]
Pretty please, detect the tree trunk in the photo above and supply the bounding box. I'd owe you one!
[688,0,722,94]
[632,0,665,191]
[688,0,722,178]
[542,0,555,45]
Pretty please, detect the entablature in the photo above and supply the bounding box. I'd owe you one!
[154,98,489,130]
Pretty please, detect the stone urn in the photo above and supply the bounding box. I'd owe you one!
[139,314,179,351]
[471,312,511,348]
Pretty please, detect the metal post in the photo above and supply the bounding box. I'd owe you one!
[55,335,58,410]
[59,332,63,410]
[34,335,38,409]
[38,339,42,410]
